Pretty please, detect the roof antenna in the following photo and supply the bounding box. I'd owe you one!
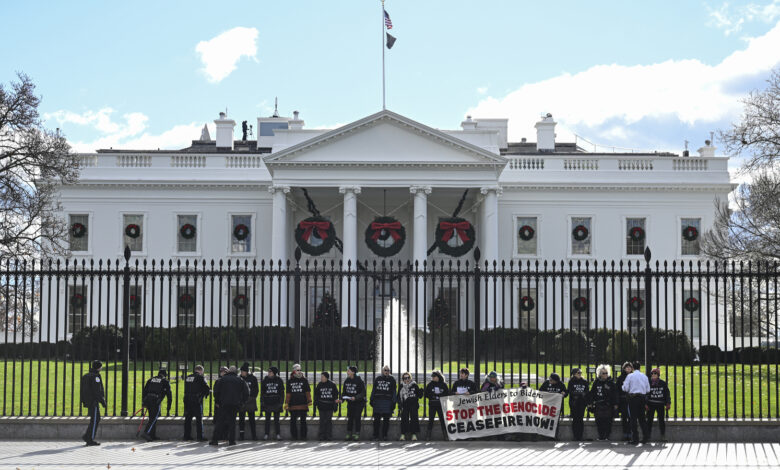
[272,97,279,118]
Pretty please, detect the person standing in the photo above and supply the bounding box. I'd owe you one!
[285,363,312,440]
[615,362,633,441]
[423,370,449,441]
[622,361,650,445]
[314,371,339,441]
[452,368,478,396]
[338,366,366,441]
[238,362,259,440]
[370,365,397,441]
[80,360,107,446]
[210,366,249,446]
[567,368,589,441]
[589,364,617,441]
[396,372,422,441]
[260,366,284,440]
[141,369,172,442]
[645,367,671,442]
[211,366,228,442]
[183,364,210,441]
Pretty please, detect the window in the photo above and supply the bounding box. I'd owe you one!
[571,217,592,255]
[128,285,143,329]
[627,288,645,332]
[681,218,701,256]
[683,289,701,340]
[570,287,591,332]
[69,214,89,252]
[231,214,252,253]
[177,285,196,327]
[230,286,251,328]
[516,216,538,256]
[68,285,88,334]
[177,215,198,253]
[123,214,144,252]
[518,287,538,330]
[626,217,646,255]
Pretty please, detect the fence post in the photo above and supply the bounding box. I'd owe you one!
[294,247,302,364]
[643,246,652,371]
[473,247,481,384]
[121,245,131,417]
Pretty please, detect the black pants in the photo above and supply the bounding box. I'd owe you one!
[646,403,666,437]
[144,403,162,437]
[238,408,257,439]
[373,412,391,439]
[263,410,280,436]
[427,403,446,437]
[214,404,239,443]
[346,401,363,434]
[318,406,334,439]
[290,410,308,439]
[183,402,204,439]
[84,404,100,442]
[593,404,613,439]
[627,395,649,443]
[619,399,630,438]
[570,399,587,440]
[400,405,420,435]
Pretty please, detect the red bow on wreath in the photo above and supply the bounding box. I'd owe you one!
[370,221,402,241]
[440,221,471,243]
[299,220,331,241]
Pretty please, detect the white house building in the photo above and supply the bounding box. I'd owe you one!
[55,108,736,348]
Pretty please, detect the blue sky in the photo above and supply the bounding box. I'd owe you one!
[2,1,780,155]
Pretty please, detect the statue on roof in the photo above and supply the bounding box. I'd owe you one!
[200,124,211,141]
[242,120,248,141]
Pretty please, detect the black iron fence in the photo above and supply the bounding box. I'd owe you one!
[0,246,778,420]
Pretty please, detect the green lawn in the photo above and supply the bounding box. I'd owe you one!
[1,360,778,419]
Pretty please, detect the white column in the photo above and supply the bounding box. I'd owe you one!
[339,185,361,327]
[269,185,290,326]
[480,186,501,328]
[410,185,431,327]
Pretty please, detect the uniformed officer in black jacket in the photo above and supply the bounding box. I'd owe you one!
[141,369,173,441]
[210,365,249,446]
[80,360,107,446]
[183,364,210,441]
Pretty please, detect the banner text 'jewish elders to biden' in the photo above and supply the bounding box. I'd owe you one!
[440,387,563,439]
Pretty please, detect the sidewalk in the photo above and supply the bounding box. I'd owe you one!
[0,440,778,469]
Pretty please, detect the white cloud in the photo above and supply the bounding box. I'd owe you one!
[707,1,780,36]
[477,86,488,95]
[195,27,259,83]
[45,108,209,152]
[466,20,780,146]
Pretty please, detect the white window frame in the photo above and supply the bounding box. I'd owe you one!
[66,284,89,335]
[172,212,202,257]
[67,212,93,256]
[682,288,701,341]
[176,283,198,328]
[622,215,649,259]
[517,284,542,330]
[118,211,148,256]
[128,283,146,329]
[678,216,702,258]
[512,213,542,259]
[229,284,254,328]
[625,286,646,332]
[567,214,596,258]
[568,285,592,332]
[226,212,256,256]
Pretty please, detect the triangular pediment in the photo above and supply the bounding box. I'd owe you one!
[264,110,507,167]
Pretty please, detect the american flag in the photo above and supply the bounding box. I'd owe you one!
[384,10,393,29]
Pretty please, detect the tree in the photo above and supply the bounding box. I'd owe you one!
[313,292,340,327]
[1,73,78,261]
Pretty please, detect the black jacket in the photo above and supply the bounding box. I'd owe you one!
[214,372,249,407]
[80,370,106,408]
[260,375,285,412]
[314,380,339,410]
[424,381,449,405]
[396,382,423,410]
[341,376,367,403]
[370,374,397,404]
[451,378,478,395]
[567,377,589,406]
[285,374,312,410]
[647,379,671,405]
[242,373,259,400]
[589,377,617,406]
[143,375,173,409]
[615,372,629,404]
[184,373,211,404]
[539,380,568,397]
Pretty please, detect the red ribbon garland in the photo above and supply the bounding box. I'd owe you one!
[440,221,471,242]
[370,221,402,241]
[299,220,330,241]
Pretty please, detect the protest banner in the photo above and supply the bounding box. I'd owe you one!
[440,387,563,440]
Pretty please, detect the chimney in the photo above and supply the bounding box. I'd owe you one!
[535,113,556,152]
[288,110,304,130]
[214,111,236,150]
[461,115,477,130]
[697,134,716,158]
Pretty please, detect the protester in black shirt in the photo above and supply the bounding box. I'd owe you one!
[567,368,589,441]
[370,365,397,441]
[260,366,284,440]
[238,362,259,440]
[337,366,366,441]
[423,370,449,441]
[396,371,422,441]
[314,371,339,441]
[645,367,671,441]
[285,363,312,440]
[615,362,633,441]
[451,368,478,396]
[589,364,617,440]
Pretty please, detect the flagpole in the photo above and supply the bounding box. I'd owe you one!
[381,0,386,110]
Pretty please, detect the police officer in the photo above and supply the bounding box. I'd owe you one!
[183,364,210,441]
[210,365,249,446]
[621,361,650,444]
[211,366,229,442]
[141,369,172,441]
[80,360,107,446]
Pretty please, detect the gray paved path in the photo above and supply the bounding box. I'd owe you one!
[0,440,778,469]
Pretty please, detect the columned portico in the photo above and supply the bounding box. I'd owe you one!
[480,186,501,327]
[410,185,431,324]
[269,184,291,326]
[340,185,361,326]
